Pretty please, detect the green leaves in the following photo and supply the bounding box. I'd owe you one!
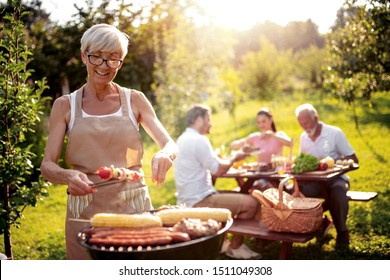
[291,153,320,174]
[0,2,49,247]
[324,0,389,110]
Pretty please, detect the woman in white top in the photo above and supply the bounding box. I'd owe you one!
[40,24,177,259]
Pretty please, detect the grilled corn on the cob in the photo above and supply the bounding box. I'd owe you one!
[156,207,231,226]
[90,213,163,228]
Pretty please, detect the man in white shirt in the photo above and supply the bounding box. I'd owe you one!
[295,103,359,248]
[174,104,261,259]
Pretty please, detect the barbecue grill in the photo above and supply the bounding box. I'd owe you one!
[78,218,233,260]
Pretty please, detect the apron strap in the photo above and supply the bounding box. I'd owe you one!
[118,87,129,116]
[75,87,84,118]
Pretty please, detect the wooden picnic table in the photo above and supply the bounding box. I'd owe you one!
[212,164,377,259]
[212,163,377,259]
[213,163,360,194]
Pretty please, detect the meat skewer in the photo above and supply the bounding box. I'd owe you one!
[95,165,144,181]
[90,165,151,188]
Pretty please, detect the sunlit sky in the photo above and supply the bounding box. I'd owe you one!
[40,0,347,34]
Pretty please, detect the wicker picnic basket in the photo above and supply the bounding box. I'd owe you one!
[252,176,323,233]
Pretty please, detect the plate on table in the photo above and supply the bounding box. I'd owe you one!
[301,164,353,175]
[253,170,277,175]
[242,162,274,173]
[241,146,261,156]
[226,168,247,175]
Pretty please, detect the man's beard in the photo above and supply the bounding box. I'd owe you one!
[306,122,318,137]
[201,125,211,135]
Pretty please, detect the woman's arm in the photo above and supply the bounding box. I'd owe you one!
[230,132,261,150]
[229,138,245,150]
[213,151,248,177]
[230,137,251,150]
[262,131,293,147]
[131,90,177,186]
[40,96,95,195]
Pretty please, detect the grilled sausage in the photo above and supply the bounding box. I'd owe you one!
[88,236,173,246]
[167,231,191,243]
[84,226,170,236]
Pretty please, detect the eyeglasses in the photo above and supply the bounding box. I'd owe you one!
[86,52,123,68]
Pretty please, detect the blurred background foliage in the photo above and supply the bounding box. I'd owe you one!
[1,0,388,141]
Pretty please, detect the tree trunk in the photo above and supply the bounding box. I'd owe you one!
[2,183,13,260]
[352,101,359,131]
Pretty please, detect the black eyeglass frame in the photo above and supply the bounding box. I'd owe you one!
[86,52,123,68]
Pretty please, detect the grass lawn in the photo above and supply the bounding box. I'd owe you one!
[1,90,389,260]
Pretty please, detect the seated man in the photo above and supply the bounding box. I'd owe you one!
[295,103,359,248]
[174,104,261,259]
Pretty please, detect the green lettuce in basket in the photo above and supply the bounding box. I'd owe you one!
[291,153,320,174]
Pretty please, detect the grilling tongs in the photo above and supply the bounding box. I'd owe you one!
[90,176,152,188]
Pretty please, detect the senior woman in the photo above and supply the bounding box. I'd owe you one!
[40,24,178,259]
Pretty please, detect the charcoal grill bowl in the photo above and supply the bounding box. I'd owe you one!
[78,218,232,260]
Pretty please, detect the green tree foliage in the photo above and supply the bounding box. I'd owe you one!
[20,0,149,102]
[331,3,361,31]
[240,37,294,100]
[235,20,326,98]
[295,45,328,90]
[324,0,390,127]
[8,0,335,123]
[216,66,243,117]
[0,0,50,259]
[27,0,121,101]
[282,19,325,52]
[151,0,236,137]
[234,19,324,65]
[233,21,284,66]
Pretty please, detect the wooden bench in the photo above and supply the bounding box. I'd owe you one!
[225,189,378,202]
[347,191,378,202]
[227,218,319,259]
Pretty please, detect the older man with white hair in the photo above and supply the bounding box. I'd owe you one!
[295,103,359,248]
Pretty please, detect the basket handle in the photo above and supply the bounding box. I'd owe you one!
[277,176,301,205]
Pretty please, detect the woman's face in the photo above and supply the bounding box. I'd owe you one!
[82,51,122,85]
[256,113,272,131]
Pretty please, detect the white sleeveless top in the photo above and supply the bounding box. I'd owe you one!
[67,87,138,133]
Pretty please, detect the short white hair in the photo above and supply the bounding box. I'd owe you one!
[295,103,318,118]
[80,24,129,59]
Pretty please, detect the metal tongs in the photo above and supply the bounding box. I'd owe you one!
[90,175,152,188]
[89,180,122,188]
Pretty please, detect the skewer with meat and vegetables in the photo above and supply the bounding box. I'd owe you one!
[95,165,144,181]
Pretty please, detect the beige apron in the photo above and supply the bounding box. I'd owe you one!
[64,85,153,260]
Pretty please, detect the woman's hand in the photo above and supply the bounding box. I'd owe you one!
[67,170,96,196]
[230,150,249,162]
[151,151,174,187]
